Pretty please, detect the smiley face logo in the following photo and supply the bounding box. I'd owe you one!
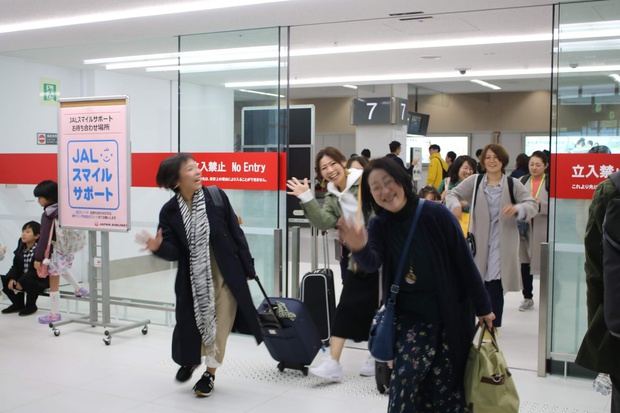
[101,148,113,163]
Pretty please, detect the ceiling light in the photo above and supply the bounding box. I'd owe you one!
[146,60,281,73]
[610,74,620,83]
[559,20,620,40]
[238,89,284,98]
[470,79,501,90]
[225,65,620,89]
[0,0,290,34]
[342,85,358,89]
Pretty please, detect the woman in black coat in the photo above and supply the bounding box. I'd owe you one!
[339,158,494,412]
[142,153,262,398]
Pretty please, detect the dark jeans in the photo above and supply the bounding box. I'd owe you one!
[521,263,534,300]
[485,280,504,328]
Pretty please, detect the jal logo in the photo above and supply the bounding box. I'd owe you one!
[38,134,46,144]
[95,221,99,227]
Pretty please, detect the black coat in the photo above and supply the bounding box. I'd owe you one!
[154,186,262,366]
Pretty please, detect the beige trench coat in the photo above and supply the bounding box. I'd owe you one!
[518,175,549,275]
[446,174,539,292]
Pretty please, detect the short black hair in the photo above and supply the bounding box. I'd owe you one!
[475,148,483,157]
[156,153,195,192]
[361,157,417,217]
[446,151,457,162]
[361,149,371,158]
[588,145,611,154]
[23,221,41,236]
[429,144,441,152]
[389,141,401,153]
[515,153,529,170]
[33,180,58,203]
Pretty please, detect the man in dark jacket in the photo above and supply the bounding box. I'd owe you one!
[576,172,620,412]
[1,221,49,316]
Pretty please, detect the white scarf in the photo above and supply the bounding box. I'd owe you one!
[326,168,364,226]
[176,189,217,357]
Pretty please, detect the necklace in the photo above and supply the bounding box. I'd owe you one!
[405,266,417,284]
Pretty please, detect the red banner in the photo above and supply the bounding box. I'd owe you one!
[551,153,620,199]
[0,152,286,191]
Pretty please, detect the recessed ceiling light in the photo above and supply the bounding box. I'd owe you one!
[470,79,501,90]
[342,85,358,89]
[419,55,441,60]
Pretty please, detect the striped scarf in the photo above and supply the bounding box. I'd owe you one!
[176,188,217,357]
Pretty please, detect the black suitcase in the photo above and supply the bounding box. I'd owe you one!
[375,361,392,394]
[300,231,337,346]
[255,276,322,375]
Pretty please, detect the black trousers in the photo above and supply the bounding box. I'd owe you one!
[485,279,504,328]
[612,375,620,413]
[1,272,49,308]
[521,263,534,300]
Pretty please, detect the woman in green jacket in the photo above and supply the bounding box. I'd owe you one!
[286,147,379,382]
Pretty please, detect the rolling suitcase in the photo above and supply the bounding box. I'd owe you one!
[375,361,392,394]
[255,276,322,375]
[300,231,337,346]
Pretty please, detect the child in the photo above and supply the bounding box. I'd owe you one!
[1,221,50,316]
[418,185,442,202]
[33,180,88,324]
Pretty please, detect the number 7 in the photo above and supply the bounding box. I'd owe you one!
[366,102,377,120]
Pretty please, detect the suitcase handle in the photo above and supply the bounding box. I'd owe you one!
[254,276,283,328]
[322,230,330,269]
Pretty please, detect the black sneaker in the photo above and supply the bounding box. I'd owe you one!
[19,305,38,316]
[176,365,198,383]
[2,304,24,314]
[193,372,214,397]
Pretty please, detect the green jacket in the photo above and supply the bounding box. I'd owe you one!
[575,177,620,376]
[300,181,366,230]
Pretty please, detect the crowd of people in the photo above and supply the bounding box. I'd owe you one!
[1,142,561,409]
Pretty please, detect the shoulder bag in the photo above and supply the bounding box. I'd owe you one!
[368,199,425,362]
[36,219,55,278]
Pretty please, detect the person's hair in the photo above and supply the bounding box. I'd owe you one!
[576,138,586,147]
[360,157,417,217]
[480,143,510,171]
[346,155,369,169]
[446,151,457,162]
[529,150,549,165]
[588,145,611,154]
[156,153,196,192]
[475,148,483,157]
[389,140,401,153]
[419,186,441,201]
[22,221,41,236]
[315,146,347,182]
[350,153,358,158]
[361,148,371,159]
[429,144,441,152]
[33,180,58,203]
[515,153,529,170]
[449,155,477,184]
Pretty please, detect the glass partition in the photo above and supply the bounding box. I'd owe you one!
[549,0,620,370]
[179,27,290,305]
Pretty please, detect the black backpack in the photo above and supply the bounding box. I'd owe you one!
[602,172,620,337]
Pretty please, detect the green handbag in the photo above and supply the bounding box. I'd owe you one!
[464,325,519,413]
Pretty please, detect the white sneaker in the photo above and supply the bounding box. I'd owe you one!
[519,299,534,311]
[308,359,343,382]
[359,355,375,377]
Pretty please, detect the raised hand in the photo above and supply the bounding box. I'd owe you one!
[286,177,310,197]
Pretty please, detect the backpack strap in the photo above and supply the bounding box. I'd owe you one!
[207,185,223,208]
[610,171,620,192]
[520,173,531,185]
[507,176,516,204]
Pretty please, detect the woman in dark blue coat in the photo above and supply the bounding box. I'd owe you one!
[142,153,262,398]
[339,158,494,412]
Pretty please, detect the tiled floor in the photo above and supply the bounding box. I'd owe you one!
[0,274,612,412]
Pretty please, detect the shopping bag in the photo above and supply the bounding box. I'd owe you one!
[463,324,519,413]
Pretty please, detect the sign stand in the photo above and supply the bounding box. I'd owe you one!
[48,232,150,344]
[46,95,150,344]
